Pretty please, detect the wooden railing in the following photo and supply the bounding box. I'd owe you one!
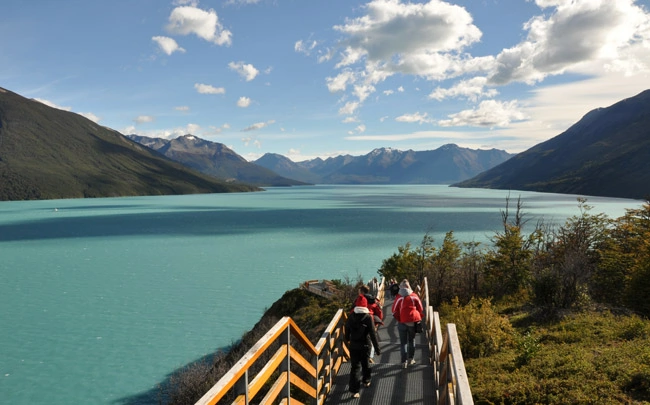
[194,309,348,405]
[195,276,473,405]
[419,278,474,405]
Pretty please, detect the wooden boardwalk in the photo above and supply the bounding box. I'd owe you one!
[324,296,436,404]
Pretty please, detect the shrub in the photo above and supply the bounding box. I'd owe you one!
[440,297,515,359]
[514,329,540,367]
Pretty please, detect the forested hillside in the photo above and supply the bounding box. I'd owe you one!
[0,87,258,200]
[455,89,650,200]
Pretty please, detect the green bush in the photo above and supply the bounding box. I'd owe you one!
[440,297,515,358]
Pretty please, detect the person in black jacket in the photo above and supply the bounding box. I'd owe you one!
[345,306,381,398]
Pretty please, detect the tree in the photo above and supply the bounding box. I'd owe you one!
[533,198,610,309]
[377,242,419,283]
[429,231,462,306]
[595,201,650,313]
[484,196,535,298]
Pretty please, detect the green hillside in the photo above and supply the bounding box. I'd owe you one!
[0,87,259,200]
[454,89,650,200]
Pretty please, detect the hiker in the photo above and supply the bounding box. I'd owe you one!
[351,285,370,310]
[346,305,381,398]
[389,279,400,298]
[391,279,423,368]
[364,293,384,364]
[368,277,379,296]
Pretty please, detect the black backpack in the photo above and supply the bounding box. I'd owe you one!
[348,314,368,343]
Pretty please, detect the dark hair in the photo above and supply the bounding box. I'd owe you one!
[359,285,370,294]
[364,293,376,304]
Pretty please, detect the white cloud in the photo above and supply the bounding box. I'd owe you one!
[489,0,650,85]
[125,123,204,139]
[326,70,356,92]
[175,106,190,111]
[237,96,252,107]
[134,115,154,124]
[324,0,485,101]
[338,101,360,115]
[295,39,318,55]
[194,83,226,94]
[173,0,198,5]
[79,112,100,123]
[395,112,433,124]
[397,86,405,92]
[166,6,232,46]
[383,90,394,95]
[225,0,261,5]
[34,98,71,111]
[152,36,186,55]
[222,123,231,129]
[429,77,498,101]
[242,120,275,132]
[438,100,527,127]
[356,124,367,133]
[228,61,260,81]
[342,116,358,123]
[334,0,481,63]
[354,84,376,102]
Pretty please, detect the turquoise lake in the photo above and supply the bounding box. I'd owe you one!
[0,185,642,404]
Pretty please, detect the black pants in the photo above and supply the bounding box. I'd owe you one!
[349,347,371,394]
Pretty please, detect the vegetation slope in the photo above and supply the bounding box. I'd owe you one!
[159,196,650,404]
[454,89,650,200]
[0,87,259,200]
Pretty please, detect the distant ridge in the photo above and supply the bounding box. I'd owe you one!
[255,145,514,184]
[454,89,650,200]
[0,87,259,201]
[127,134,307,187]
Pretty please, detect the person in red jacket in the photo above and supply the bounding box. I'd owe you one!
[351,285,369,310]
[391,279,423,368]
[364,293,384,363]
[365,294,384,329]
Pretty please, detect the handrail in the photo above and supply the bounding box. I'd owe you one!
[195,309,348,405]
[420,278,474,405]
[195,276,473,405]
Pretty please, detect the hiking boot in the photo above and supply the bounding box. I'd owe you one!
[409,358,416,365]
[402,361,408,368]
[353,392,360,398]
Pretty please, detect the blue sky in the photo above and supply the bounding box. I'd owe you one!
[2,0,649,162]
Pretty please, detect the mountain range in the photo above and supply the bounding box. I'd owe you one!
[126,133,515,186]
[454,89,650,200]
[0,87,258,200]
[1,83,649,201]
[254,146,514,184]
[126,134,306,187]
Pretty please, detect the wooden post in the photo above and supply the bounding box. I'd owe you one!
[280,326,291,403]
[234,369,249,404]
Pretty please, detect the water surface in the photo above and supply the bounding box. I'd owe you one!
[0,185,640,404]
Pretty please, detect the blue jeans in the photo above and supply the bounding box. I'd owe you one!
[397,323,416,363]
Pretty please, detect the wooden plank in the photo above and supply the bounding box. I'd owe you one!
[289,370,317,398]
[315,310,344,352]
[259,371,288,405]
[289,345,317,378]
[447,324,474,405]
[287,318,318,355]
[247,345,287,400]
[195,318,292,405]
